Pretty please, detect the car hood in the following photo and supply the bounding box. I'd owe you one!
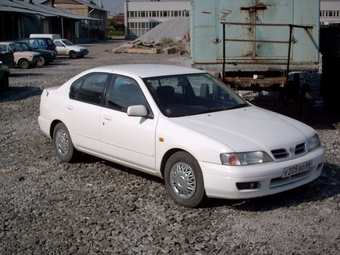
[14,51,40,56]
[171,106,314,152]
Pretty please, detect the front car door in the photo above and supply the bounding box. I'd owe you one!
[54,40,67,55]
[100,74,157,174]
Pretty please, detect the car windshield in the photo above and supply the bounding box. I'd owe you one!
[61,39,74,46]
[9,43,22,52]
[143,73,249,117]
[15,43,30,51]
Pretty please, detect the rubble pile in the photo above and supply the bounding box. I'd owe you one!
[112,17,191,55]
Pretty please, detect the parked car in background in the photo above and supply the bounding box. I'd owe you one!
[21,37,57,53]
[38,64,325,207]
[30,34,61,41]
[0,61,10,90]
[0,42,40,69]
[0,45,15,68]
[15,41,56,66]
[54,39,89,59]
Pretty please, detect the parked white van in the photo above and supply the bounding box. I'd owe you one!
[30,34,61,40]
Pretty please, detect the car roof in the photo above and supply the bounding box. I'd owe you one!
[86,64,206,78]
[27,37,49,39]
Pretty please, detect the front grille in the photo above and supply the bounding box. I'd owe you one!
[295,143,306,155]
[271,148,288,159]
[271,142,307,160]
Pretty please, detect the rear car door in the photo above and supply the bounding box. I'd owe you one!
[63,72,109,154]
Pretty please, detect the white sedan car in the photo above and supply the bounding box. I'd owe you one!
[38,65,325,207]
[54,39,89,59]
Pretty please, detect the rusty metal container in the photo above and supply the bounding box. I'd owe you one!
[190,0,320,90]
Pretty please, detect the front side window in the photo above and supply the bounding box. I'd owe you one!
[143,73,248,117]
[28,39,37,47]
[54,41,63,47]
[37,39,46,46]
[61,39,74,46]
[69,72,109,105]
[106,75,147,111]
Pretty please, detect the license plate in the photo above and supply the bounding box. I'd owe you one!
[282,160,313,178]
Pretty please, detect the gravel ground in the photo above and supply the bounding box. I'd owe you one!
[0,40,340,255]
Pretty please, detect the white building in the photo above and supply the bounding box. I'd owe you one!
[123,0,340,40]
[124,1,190,39]
[320,0,340,24]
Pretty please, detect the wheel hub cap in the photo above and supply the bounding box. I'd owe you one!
[170,162,196,199]
[56,129,69,156]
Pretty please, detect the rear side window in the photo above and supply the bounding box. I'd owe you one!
[46,38,54,46]
[0,45,9,51]
[69,72,109,105]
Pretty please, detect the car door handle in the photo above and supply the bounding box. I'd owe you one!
[103,115,112,121]
[66,105,73,110]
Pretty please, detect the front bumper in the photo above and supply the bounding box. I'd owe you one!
[200,146,325,199]
[31,56,40,65]
[46,54,56,62]
[77,50,89,57]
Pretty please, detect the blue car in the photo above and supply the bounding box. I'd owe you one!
[21,37,57,54]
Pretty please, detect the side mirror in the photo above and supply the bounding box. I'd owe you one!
[127,105,148,117]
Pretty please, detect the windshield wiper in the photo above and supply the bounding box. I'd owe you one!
[194,106,228,115]
[226,103,249,110]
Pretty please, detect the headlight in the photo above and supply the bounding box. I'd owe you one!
[220,151,273,166]
[307,135,321,152]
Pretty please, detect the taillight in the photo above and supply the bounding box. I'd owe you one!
[47,46,52,50]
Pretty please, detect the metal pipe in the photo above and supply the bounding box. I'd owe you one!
[286,25,293,86]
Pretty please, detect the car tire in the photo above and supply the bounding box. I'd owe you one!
[164,151,207,208]
[0,73,9,91]
[37,56,46,66]
[18,59,29,69]
[53,122,80,162]
[69,51,77,59]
